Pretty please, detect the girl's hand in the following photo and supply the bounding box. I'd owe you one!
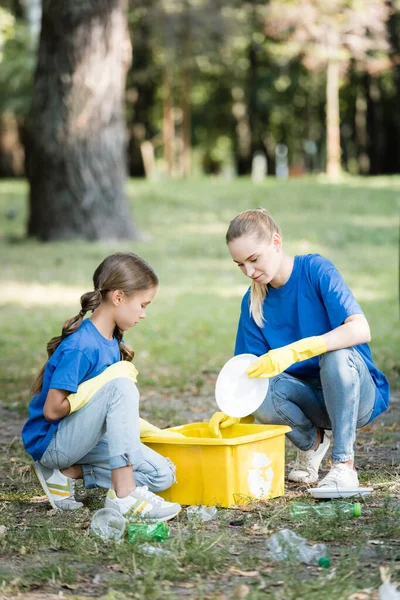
[247,336,328,379]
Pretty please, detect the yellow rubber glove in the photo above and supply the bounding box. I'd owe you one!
[67,362,184,438]
[209,412,255,438]
[67,362,138,414]
[140,420,184,439]
[247,336,328,379]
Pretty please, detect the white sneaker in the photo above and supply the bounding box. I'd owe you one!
[317,463,359,489]
[288,431,332,484]
[33,462,83,511]
[105,486,181,521]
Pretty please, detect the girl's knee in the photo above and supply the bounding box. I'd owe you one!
[111,377,139,404]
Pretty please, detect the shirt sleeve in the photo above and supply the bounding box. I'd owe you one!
[316,261,364,330]
[49,349,91,393]
[234,292,270,356]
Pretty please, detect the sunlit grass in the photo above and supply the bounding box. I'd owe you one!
[0,176,398,396]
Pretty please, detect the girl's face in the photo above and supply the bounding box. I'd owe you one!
[228,233,282,285]
[113,286,158,331]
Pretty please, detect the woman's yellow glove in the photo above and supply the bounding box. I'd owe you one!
[247,336,328,379]
[209,412,255,438]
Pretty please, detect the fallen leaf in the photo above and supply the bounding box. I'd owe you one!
[174,582,195,589]
[228,566,259,577]
[348,593,370,600]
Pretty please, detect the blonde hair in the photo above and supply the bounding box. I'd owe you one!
[31,253,158,395]
[226,208,281,327]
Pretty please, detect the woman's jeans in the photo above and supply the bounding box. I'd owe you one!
[253,348,376,462]
[39,378,175,492]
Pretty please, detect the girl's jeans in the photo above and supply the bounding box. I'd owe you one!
[253,348,377,462]
[40,378,175,492]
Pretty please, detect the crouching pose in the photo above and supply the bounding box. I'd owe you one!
[22,252,181,520]
[211,208,389,490]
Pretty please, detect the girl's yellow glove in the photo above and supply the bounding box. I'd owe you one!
[247,336,328,379]
[209,412,255,438]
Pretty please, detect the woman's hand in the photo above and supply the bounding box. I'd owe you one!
[247,336,328,378]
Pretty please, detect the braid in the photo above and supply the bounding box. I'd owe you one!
[30,290,103,396]
[113,325,134,362]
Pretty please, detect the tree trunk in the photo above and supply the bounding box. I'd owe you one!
[181,65,191,178]
[27,0,137,241]
[162,66,175,177]
[326,59,341,180]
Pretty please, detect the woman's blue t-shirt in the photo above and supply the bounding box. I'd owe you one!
[235,254,389,423]
[22,319,120,461]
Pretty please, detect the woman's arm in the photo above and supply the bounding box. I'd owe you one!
[43,388,71,421]
[323,314,371,352]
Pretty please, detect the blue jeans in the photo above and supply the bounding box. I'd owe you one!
[39,378,175,492]
[253,348,376,462]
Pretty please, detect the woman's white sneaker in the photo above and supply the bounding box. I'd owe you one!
[317,463,359,489]
[105,486,181,521]
[288,431,331,484]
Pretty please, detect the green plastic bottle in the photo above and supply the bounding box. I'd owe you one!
[291,501,362,519]
[127,521,170,543]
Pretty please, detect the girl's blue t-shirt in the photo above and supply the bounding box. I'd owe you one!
[235,254,389,423]
[22,319,120,460]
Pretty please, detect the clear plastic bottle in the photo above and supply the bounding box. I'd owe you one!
[291,501,362,519]
[266,528,330,568]
[186,506,218,522]
[91,508,126,541]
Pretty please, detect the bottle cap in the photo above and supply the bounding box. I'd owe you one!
[353,503,362,517]
[318,557,331,569]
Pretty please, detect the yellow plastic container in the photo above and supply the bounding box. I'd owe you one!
[144,422,291,507]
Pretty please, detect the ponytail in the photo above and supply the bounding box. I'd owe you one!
[30,289,103,395]
[250,281,267,328]
[113,325,134,363]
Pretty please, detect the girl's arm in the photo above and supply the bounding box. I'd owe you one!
[43,389,71,421]
[323,314,371,351]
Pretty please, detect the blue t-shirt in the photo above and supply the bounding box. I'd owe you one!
[235,254,389,423]
[22,319,121,460]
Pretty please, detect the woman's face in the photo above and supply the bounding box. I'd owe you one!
[228,233,282,285]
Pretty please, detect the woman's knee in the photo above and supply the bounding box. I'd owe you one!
[320,348,356,377]
[253,377,291,425]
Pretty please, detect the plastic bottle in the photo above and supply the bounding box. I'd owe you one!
[186,506,218,522]
[266,528,330,568]
[291,501,361,519]
[127,521,170,543]
[91,508,126,541]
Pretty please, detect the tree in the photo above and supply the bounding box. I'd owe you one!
[265,0,390,179]
[27,0,137,241]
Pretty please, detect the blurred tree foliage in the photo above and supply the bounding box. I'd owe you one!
[1,0,400,179]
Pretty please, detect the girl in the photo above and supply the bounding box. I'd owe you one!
[211,208,389,490]
[22,252,181,520]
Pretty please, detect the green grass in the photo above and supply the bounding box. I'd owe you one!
[0,176,399,598]
[0,176,399,395]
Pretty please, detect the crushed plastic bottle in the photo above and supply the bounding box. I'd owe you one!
[127,521,170,543]
[186,506,218,522]
[291,501,362,519]
[138,543,172,557]
[90,508,126,541]
[266,528,330,568]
